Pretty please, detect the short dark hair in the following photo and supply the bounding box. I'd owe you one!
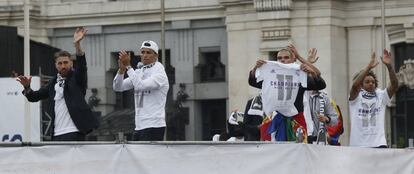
[273,48,293,60]
[54,51,72,60]
[353,70,378,88]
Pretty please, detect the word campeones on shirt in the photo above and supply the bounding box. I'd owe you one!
[256,61,307,116]
[349,89,390,147]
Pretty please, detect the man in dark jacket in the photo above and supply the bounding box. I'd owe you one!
[243,96,263,141]
[249,45,326,142]
[16,27,98,141]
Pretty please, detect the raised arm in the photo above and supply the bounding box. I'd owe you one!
[127,66,168,91]
[382,49,399,98]
[307,48,320,64]
[73,27,88,94]
[250,59,266,77]
[349,52,379,101]
[74,27,87,55]
[288,44,321,77]
[289,46,326,90]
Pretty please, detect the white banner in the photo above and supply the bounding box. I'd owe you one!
[0,77,41,142]
[0,143,413,174]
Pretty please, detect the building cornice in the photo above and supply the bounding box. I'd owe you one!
[219,0,253,6]
[0,1,225,28]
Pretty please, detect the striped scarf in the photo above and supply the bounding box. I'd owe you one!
[361,89,377,99]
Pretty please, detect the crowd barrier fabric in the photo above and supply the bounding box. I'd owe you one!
[0,142,413,174]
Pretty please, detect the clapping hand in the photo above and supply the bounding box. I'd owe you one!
[118,50,131,67]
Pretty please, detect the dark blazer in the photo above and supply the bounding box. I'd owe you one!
[24,54,98,134]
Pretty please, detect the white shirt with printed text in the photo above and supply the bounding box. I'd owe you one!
[349,88,390,147]
[256,61,307,116]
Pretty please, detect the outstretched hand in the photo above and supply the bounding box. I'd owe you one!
[74,27,88,43]
[307,48,319,64]
[382,49,392,65]
[16,75,32,88]
[287,44,300,60]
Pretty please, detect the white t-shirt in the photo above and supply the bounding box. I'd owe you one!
[53,82,79,136]
[113,62,169,130]
[256,61,307,116]
[349,88,391,147]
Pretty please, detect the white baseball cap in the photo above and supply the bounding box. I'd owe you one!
[140,40,159,54]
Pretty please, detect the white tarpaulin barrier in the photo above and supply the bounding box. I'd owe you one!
[0,143,413,174]
[0,77,41,142]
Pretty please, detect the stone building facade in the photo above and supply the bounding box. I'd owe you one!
[1,0,413,145]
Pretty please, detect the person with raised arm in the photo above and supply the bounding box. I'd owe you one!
[349,50,398,147]
[17,27,98,141]
[248,44,326,142]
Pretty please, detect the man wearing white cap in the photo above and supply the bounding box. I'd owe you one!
[113,40,169,141]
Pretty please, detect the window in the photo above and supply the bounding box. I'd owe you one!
[200,99,227,140]
[391,43,414,148]
[268,51,278,61]
[195,47,225,83]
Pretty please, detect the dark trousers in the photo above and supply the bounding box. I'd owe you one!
[244,130,260,141]
[133,127,165,141]
[52,132,85,141]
